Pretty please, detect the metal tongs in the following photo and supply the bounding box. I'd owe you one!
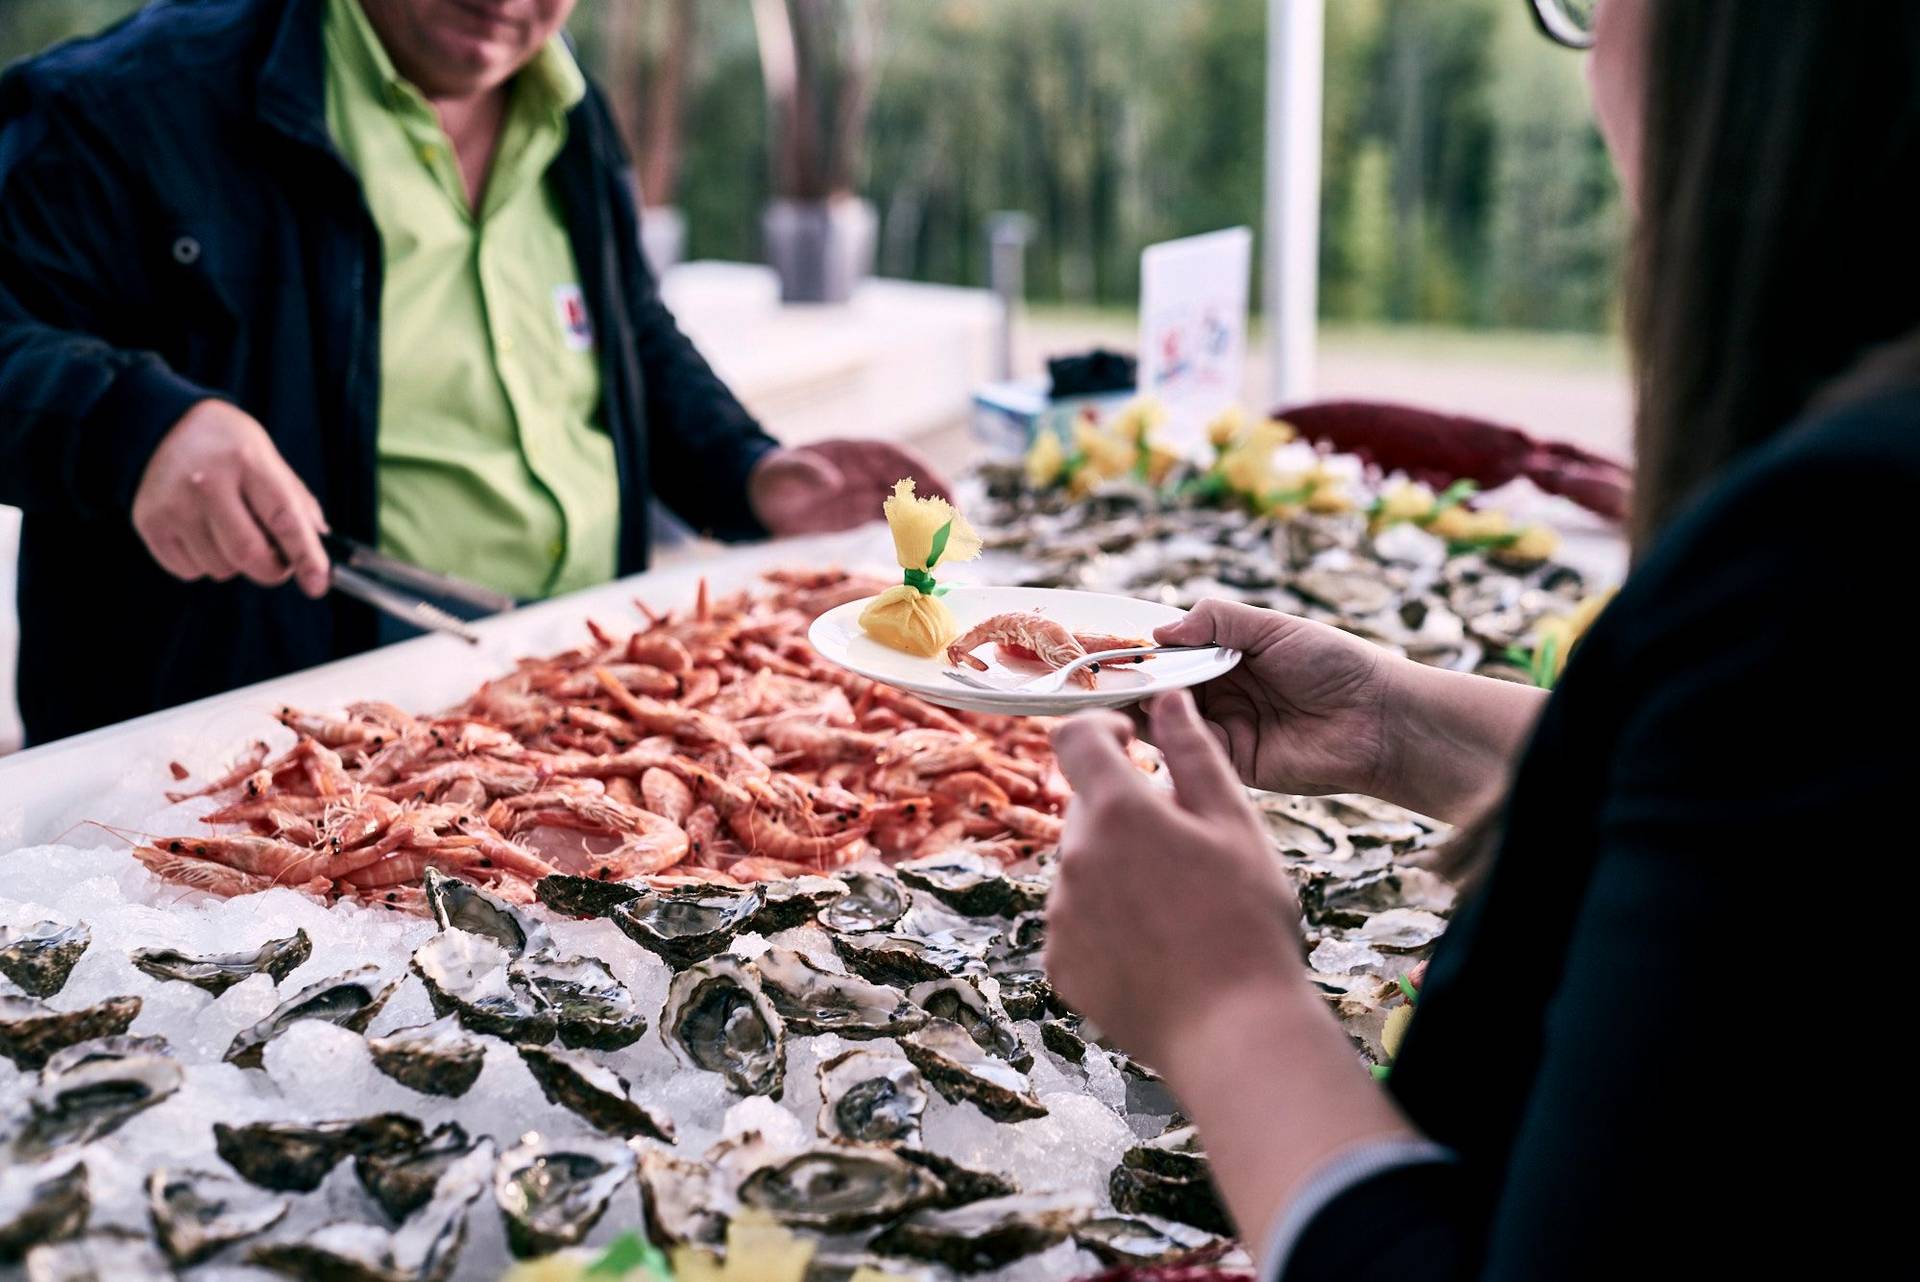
[323,534,517,645]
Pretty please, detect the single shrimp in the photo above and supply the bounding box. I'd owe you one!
[274,706,395,752]
[947,611,1097,688]
[163,741,270,803]
[594,669,742,746]
[641,767,695,825]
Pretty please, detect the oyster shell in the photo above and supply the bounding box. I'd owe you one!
[129,929,311,997]
[1073,1215,1222,1267]
[816,1049,927,1145]
[409,931,555,1044]
[492,1133,636,1258]
[146,1167,288,1266]
[0,995,141,1071]
[754,947,926,1040]
[662,955,786,1097]
[1319,795,1429,848]
[634,1142,727,1249]
[224,966,399,1068]
[1,1162,88,1262]
[40,1035,171,1078]
[366,1016,486,1098]
[611,884,766,968]
[737,1147,944,1232]
[1290,566,1396,617]
[0,922,90,998]
[896,1149,1018,1209]
[1123,1124,1207,1180]
[1110,1133,1231,1236]
[513,950,646,1051]
[533,873,641,919]
[748,875,849,934]
[899,1019,1046,1122]
[214,1115,425,1193]
[896,852,1045,919]
[1355,907,1449,953]
[989,968,1056,1022]
[22,1228,171,1282]
[353,1123,486,1222]
[10,1053,182,1160]
[818,870,908,933]
[905,978,1030,1070]
[424,868,543,956]
[871,1191,1091,1273]
[515,1044,675,1142]
[253,1141,489,1282]
[1040,1017,1090,1064]
[832,933,986,988]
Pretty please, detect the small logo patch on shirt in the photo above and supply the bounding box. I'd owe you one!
[553,285,595,352]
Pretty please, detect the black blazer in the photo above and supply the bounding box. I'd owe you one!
[1285,385,1920,1279]
[0,0,777,744]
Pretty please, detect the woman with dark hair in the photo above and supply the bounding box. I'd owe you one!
[1045,2,1920,1278]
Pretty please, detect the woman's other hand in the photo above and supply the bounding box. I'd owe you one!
[1158,599,1550,823]
[1045,691,1306,1074]
[1153,599,1396,799]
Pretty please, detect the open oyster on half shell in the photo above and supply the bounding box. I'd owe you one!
[753,947,926,1040]
[662,955,786,1098]
[129,929,311,997]
[816,1049,928,1145]
[736,1147,945,1232]
[492,1133,636,1259]
[900,1018,1046,1122]
[871,1191,1092,1273]
[146,1167,289,1266]
[224,966,399,1069]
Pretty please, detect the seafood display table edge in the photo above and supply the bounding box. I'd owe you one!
[0,529,887,852]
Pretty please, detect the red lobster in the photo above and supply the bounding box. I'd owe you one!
[1276,400,1632,522]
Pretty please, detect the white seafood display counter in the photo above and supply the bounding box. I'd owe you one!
[0,472,1590,1280]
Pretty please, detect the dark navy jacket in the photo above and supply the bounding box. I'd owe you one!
[0,0,776,745]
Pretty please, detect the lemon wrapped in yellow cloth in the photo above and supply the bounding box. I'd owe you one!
[859,479,983,657]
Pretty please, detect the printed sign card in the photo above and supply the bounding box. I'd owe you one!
[1137,226,1253,457]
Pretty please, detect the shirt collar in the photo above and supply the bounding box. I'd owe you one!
[332,0,585,118]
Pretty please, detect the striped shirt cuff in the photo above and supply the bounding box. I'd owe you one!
[1260,1136,1458,1282]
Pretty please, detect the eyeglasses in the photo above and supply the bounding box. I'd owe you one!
[1529,0,1597,50]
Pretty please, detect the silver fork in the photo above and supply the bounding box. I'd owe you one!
[942,644,1225,695]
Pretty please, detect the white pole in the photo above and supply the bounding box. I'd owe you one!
[1264,0,1325,409]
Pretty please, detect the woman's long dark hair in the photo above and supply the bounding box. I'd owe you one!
[1443,3,1920,880]
[1628,2,1920,552]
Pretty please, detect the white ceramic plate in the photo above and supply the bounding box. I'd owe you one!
[808,586,1242,716]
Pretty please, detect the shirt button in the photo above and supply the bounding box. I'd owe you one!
[548,540,565,561]
[419,143,440,165]
[498,333,516,356]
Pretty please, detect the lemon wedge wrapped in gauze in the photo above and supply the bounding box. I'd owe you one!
[858,479,983,657]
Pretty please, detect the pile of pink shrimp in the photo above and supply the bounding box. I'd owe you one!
[138,569,1084,914]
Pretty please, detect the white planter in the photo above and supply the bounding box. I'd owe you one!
[640,205,686,275]
[761,195,877,304]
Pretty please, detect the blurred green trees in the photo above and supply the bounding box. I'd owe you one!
[2,0,1622,332]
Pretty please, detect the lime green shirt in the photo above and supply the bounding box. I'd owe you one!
[322,0,618,600]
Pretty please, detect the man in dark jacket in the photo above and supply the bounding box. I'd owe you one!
[0,0,935,745]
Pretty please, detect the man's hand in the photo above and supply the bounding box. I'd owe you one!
[130,400,332,597]
[748,438,954,537]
